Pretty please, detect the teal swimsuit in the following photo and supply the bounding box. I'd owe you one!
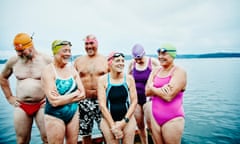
[45,64,78,124]
[106,74,130,121]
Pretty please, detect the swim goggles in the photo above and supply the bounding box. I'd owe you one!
[157,48,176,53]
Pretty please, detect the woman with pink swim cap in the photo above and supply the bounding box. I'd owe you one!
[145,43,187,144]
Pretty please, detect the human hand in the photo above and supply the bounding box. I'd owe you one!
[9,96,19,107]
[50,90,59,97]
[111,125,123,139]
[74,89,85,101]
[115,121,124,130]
[161,84,171,94]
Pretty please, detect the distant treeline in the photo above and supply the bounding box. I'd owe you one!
[175,52,240,59]
[1,52,240,64]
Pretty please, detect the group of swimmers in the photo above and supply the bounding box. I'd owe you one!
[0,32,187,144]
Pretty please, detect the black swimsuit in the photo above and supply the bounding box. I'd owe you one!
[106,74,130,121]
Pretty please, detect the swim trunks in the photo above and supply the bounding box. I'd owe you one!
[78,98,101,136]
[106,74,130,121]
[45,64,78,124]
[132,58,152,105]
[152,67,184,126]
[19,100,45,116]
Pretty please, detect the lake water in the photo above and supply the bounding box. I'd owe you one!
[0,58,240,144]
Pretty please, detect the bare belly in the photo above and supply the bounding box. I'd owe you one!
[16,78,45,102]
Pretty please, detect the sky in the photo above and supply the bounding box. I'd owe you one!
[0,0,240,58]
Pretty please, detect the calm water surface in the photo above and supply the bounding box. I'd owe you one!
[0,58,240,144]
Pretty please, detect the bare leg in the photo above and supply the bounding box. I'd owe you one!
[143,101,152,131]
[162,117,184,144]
[44,114,65,144]
[66,111,79,144]
[35,108,47,143]
[122,117,136,144]
[100,118,119,144]
[14,107,33,144]
[135,104,148,144]
[144,101,157,143]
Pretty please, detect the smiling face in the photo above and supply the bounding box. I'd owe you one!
[54,45,71,65]
[84,35,98,57]
[110,55,125,73]
[158,51,174,67]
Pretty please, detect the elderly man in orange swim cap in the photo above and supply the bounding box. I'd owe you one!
[0,33,52,144]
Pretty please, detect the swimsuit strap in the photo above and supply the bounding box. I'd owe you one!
[156,66,176,77]
[133,57,151,73]
[169,66,176,76]
[106,73,128,99]
[148,57,152,70]
[51,63,75,78]
[51,63,58,77]
[106,74,111,100]
[123,74,131,104]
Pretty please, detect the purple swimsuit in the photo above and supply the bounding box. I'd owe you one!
[132,58,152,105]
[152,67,184,126]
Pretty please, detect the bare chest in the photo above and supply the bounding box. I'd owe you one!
[77,62,107,78]
[13,59,47,79]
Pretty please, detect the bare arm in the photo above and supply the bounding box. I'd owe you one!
[72,68,85,101]
[146,66,187,102]
[0,57,18,106]
[127,60,134,75]
[115,75,138,130]
[41,65,83,107]
[145,67,159,96]
[151,57,160,68]
[97,75,115,128]
[125,75,137,119]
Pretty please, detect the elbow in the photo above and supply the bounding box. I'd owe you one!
[132,99,138,109]
[164,97,172,102]
[145,88,152,96]
[50,101,59,107]
[145,91,150,96]
[163,94,175,102]
[48,99,60,107]
[98,102,105,112]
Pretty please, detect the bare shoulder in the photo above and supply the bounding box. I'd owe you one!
[98,73,108,85]
[5,56,18,68]
[128,59,134,67]
[1,56,18,75]
[74,55,84,63]
[152,66,161,73]
[38,52,53,63]
[150,57,160,66]
[174,65,187,75]
[96,54,108,61]
[42,63,52,75]
[126,74,134,82]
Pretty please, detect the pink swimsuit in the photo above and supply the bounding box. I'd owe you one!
[152,68,184,126]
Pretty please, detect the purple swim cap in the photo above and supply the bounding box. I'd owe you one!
[132,44,145,58]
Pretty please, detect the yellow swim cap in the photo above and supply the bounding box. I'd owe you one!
[13,33,33,51]
[52,40,72,55]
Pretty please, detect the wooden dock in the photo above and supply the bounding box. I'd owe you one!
[77,129,154,144]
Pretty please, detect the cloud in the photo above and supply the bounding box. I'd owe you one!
[0,0,240,58]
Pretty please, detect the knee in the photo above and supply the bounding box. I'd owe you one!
[41,135,48,144]
[17,136,30,144]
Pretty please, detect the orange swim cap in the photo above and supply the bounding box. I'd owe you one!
[13,33,33,50]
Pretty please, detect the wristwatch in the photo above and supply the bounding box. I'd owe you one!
[123,117,129,123]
